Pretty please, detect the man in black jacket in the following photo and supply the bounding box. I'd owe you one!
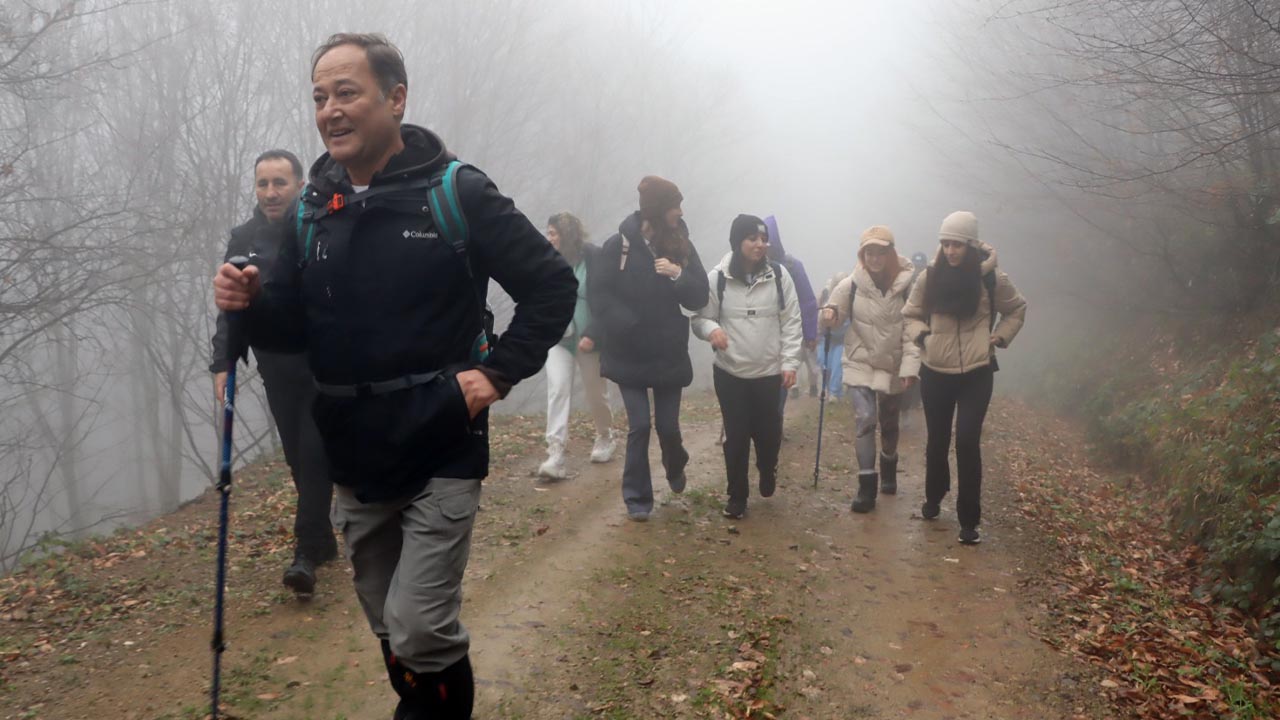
[210,149,336,598]
[212,34,576,719]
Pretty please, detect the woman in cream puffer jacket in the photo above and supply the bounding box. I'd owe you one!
[820,226,920,514]
[901,210,1026,546]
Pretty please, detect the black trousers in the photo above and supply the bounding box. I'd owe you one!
[920,364,994,528]
[258,351,335,554]
[714,366,783,503]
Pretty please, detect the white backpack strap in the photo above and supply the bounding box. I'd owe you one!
[619,235,630,271]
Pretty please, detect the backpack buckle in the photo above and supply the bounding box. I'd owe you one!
[328,193,346,213]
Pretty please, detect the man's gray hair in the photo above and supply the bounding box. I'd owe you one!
[311,33,408,94]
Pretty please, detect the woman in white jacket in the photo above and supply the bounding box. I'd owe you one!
[693,214,804,519]
[819,226,920,514]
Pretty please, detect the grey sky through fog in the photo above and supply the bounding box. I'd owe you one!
[660,0,978,276]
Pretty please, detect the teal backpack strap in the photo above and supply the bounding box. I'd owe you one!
[426,160,491,362]
[427,160,469,255]
[296,185,317,265]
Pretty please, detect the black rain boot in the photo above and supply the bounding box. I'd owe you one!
[879,453,898,495]
[850,473,878,513]
[282,548,317,596]
[380,639,413,720]
[394,654,475,719]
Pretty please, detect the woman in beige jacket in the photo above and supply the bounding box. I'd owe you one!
[902,211,1027,545]
[820,226,920,514]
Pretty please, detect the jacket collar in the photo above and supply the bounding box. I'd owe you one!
[306,124,453,196]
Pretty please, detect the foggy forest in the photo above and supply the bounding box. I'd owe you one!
[2,0,1278,718]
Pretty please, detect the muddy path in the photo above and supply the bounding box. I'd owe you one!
[2,395,1105,719]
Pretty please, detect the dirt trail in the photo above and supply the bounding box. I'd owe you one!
[3,396,1100,719]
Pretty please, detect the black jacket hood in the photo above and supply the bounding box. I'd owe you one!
[307,124,454,194]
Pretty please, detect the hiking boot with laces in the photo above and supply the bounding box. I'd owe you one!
[282,549,317,596]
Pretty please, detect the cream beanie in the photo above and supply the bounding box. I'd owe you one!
[938,211,979,247]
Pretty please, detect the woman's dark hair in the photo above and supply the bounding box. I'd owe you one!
[547,212,587,266]
[923,246,983,318]
[646,219,691,265]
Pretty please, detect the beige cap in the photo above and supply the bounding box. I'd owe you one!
[859,225,895,249]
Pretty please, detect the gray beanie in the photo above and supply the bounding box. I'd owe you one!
[938,211,979,247]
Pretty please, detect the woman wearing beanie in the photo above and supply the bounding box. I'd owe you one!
[819,226,920,514]
[591,176,710,521]
[902,211,1027,545]
[537,212,617,480]
[692,215,803,519]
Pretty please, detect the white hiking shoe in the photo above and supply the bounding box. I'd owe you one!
[590,433,616,463]
[538,445,568,480]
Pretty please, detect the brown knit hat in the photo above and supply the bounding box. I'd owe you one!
[637,175,683,223]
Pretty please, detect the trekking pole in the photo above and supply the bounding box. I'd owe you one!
[211,256,249,720]
[813,330,833,488]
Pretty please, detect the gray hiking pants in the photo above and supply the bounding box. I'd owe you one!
[333,476,481,673]
[849,386,901,475]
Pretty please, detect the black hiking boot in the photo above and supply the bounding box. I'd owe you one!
[850,473,877,513]
[879,453,898,495]
[959,526,981,545]
[759,468,777,498]
[282,549,317,596]
[380,640,413,720]
[385,649,475,720]
[921,500,940,520]
[722,498,747,520]
[668,469,687,494]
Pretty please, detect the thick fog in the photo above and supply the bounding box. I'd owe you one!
[3,0,1274,568]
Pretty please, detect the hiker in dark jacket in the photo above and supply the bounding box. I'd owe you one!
[213,33,575,718]
[764,216,820,402]
[210,149,335,597]
[590,176,709,522]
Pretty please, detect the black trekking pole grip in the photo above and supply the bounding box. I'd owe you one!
[223,255,251,369]
[211,255,249,720]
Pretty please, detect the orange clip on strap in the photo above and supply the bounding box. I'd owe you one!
[328,193,346,213]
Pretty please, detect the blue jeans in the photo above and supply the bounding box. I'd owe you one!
[820,336,845,398]
[618,385,687,513]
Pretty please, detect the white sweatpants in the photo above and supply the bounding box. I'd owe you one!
[544,344,613,448]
